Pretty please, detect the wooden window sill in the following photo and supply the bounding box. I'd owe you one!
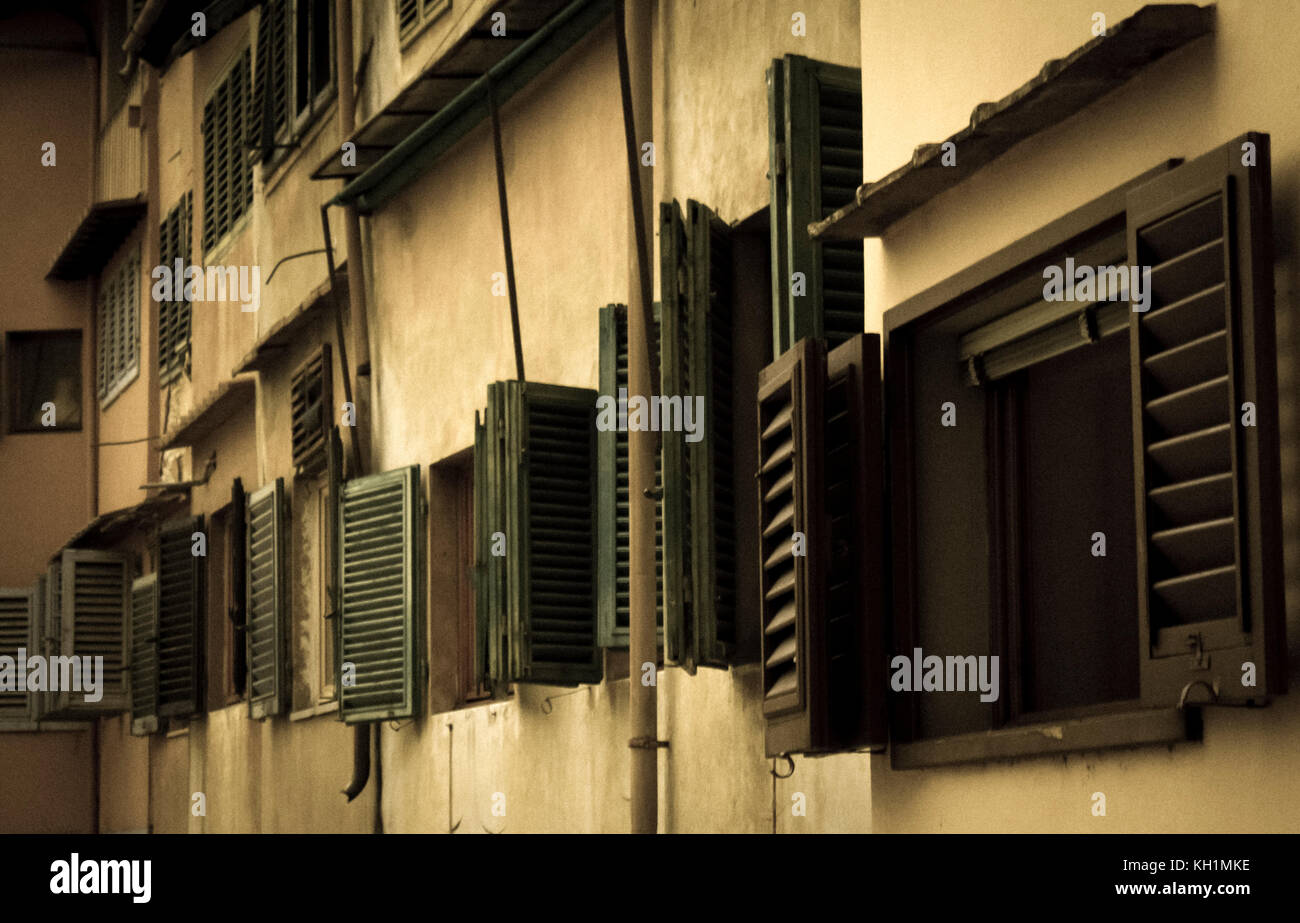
[890,706,1200,770]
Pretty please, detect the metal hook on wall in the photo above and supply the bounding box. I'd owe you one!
[770,753,796,779]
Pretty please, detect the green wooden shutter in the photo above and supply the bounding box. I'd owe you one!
[246,478,289,718]
[660,201,693,668]
[129,573,159,736]
[158,193,193,382]
[0,587,36,728]
[35,564,61,720]
[291,345,333,475]
[338,466,424,723]
[756,337,825,757]
[596,303,663,649]
[1127,133,1286,706]
[158,205,176,379]
[251,0,288,162]
[157,515,205,718]
[54,549,130,715]
[474,381,601,686]
[688,200,736,669]
[768,55,864,358]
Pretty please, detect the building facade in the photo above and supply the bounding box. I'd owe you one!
[0,0,1295,834]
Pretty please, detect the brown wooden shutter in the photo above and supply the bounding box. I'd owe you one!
[824,334,888,751]
[56,549,131,715]
[0,587,36,728]
[1127,132,1285,705]
[246,478,289,718]
[756,337,825,756]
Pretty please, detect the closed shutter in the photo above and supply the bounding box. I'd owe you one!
[55,550,130,715]
[661,199,736,673]
[474,380,601,686]
[246,478,289,718]
[290,344,332,475]
[129,574,159,736]
[157,516,205,717]
[397,0,420,39]
[37,563,61,719]
[203,50,252,251]
[158,193,193,382]
[756,338,825,756]
[96,273,111,400]
[1127,132,1285,705]
[251,0,288,162]
[768,55,864,358]
[596,303,663,648]
[0,587,36,728]
[338,465,424,723]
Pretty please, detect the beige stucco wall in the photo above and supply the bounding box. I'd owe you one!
[862,0,1300,832]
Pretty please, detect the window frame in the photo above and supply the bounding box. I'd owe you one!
[882,160,1196,769]
[98,249,141,409]
[4,330,84,434]
[397,0,452,51]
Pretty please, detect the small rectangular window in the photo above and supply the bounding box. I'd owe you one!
[6,331,82,433]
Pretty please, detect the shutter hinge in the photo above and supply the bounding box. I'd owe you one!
[773,141,786,178]
[1187,632,1210,670]
[628,736,669,750]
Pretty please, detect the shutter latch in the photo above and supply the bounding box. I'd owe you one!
[1186,632,1210,670]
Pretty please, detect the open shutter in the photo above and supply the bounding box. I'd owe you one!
[1128,132,1285,706]
[130,574,159,735]
[687,200,736,670]
[824,333,888,751]
[660,200,695,669]
[596,303,663,648]
[246,478,289,718]
[0,587,36,728]
[291,344,332,475]
[338,466,424,723]
[55,549,130,715]
[508,381,600,684]
[230,477,247,696]
[768,55,864,358]
[756,337,825,757]
[474,381,600,686]
[36,563,61,719]
[157,515,205,718]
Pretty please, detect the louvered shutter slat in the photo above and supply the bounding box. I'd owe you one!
[53,551,129,715]
[1128,132,1285,704]
[0,588,35,725]
[290,346,332,475]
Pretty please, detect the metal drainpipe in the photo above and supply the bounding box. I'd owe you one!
[620,0,659,834]
[333,0,380,832]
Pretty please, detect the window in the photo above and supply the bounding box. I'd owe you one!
[98,249,140,406]
[206,499,249,711]
[337,465,423,722]
[251,0,335,164]
[397,0,451,47]
[767,55,864,358]
[158,193,193,383]
[596,303,663,649]
[473,381,600,689]
[156,516,206,718]
[245,479,289,718]
[756,334,886,758]
[883,135,1286,767]
[290,344,332,476]
[202,49,253,252]
[6,331,82,433]
[428,451,490,709]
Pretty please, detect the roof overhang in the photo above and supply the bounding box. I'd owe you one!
[46,197,147,280]
[56,492,188,556]
[811,3,1215,241]
[325,0,612,215]
[135,0,260,70]
[161,376,256,449]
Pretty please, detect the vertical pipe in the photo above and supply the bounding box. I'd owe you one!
[337,0,372,471]
[488,80,526,382]
[618,0,657,835]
